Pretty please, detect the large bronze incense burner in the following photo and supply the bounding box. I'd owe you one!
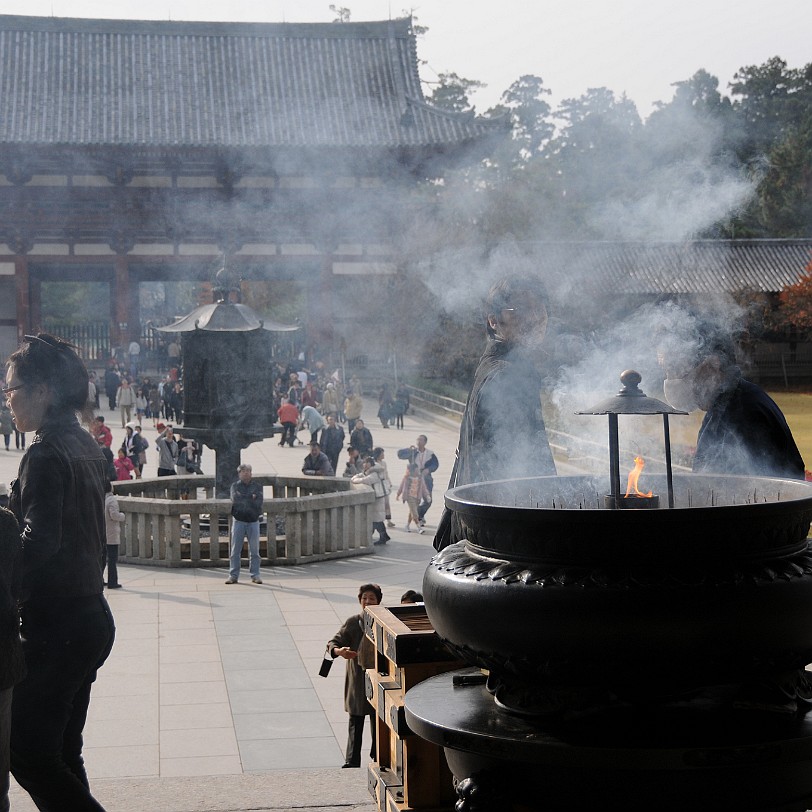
[407,371,812,811]
[426,473,812,713]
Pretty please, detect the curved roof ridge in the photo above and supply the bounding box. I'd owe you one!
[0,14,413,38]
[404,95,509,127]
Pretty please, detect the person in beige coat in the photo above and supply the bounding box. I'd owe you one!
[104,480,125,589]
[327,583,382,768]
[351,458,390,545]
[344,390,363,432]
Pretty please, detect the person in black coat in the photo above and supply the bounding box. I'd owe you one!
[104,366,120,411]
[0,507,25,812]
[661,323,804,480]
[349,419,373,458]
[319,414,345,476]
[5,333,115,810]
[434,275,557,551]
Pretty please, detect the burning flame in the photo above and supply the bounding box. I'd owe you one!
[625,455,653,498]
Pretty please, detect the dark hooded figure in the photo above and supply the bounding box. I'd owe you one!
[660,321,804,480]
[434,275,557,551]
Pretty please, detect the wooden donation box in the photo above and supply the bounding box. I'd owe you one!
[364,603,463,812]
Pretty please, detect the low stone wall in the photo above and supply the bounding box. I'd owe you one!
[112,474,376,567]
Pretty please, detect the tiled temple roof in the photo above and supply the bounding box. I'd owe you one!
[529,240,812,295]
[0,15,500,150]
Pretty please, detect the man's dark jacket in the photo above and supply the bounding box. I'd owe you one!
[349,427,373,457]
[9,413,108,602]
[693,377,804,479]
[230,480,264,522]
[302,452,335,477]
[320,425,345,461]
[0,508,25,689]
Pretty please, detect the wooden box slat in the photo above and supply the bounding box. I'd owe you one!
[365,604,458,666]
[364,604,459,812]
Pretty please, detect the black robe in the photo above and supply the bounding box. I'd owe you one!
[434,337,556,551]
[693,377,804,479]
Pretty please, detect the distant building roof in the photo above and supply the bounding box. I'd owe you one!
[0,15,500,151]
[528,240,812,295]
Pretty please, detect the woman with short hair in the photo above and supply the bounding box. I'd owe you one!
[5,333,115,811]
[327,583,382,768]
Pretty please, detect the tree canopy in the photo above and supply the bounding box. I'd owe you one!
[421,56,812,244]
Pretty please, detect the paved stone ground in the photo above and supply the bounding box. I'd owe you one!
[0,397,462,811]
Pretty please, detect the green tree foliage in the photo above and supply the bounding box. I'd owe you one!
[725,58,812,236]
[328,5,351,23]
[487,75,554,162]
[402,9,428,37]
[41,282,109,323]
[729,57,805,157]
[759,127,812,236]
[428,72,486,114]
[548,88,642,207]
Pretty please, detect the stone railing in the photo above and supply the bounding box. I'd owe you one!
[112,474,377,567]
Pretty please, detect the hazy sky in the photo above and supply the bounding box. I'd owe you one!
[0,0,808,117]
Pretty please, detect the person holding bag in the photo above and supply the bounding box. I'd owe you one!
[351,457,390,545]
[326,583,382,768]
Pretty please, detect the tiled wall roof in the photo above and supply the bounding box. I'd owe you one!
[535,241,812,295]
[0,15,498,149]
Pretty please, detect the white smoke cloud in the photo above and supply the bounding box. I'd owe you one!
[589,160,753,241]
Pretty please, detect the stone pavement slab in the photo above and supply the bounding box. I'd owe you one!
[11,771,377,811]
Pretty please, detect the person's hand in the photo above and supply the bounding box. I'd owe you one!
[334,646,357,659]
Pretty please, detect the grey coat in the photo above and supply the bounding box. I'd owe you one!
[328,613,375,716]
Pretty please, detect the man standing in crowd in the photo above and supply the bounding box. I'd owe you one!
[398,435,439,526]
[226,464,264,585]
[350,419,373,459]
[104,365,120,410]
[155,424,179,477]
[320,414,345,475]
[344,389,363,433]
[116,378,136,428]
[128,339,141,379]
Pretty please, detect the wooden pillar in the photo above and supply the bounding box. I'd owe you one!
[112,255,130,350]
[307,253,334,361]
[14,255,29,341]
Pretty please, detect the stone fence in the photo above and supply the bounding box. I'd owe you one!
[112,474,377,567]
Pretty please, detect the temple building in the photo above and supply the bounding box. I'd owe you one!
[0,14,501,359]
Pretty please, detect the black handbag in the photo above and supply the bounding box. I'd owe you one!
[318,646,333,678]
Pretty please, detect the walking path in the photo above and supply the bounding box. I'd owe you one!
[0,397,462,811]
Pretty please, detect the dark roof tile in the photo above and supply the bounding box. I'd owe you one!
[435,241,812,296]
[0,15,499,149]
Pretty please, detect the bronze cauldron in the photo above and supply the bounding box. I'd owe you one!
[424,473,812,715]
